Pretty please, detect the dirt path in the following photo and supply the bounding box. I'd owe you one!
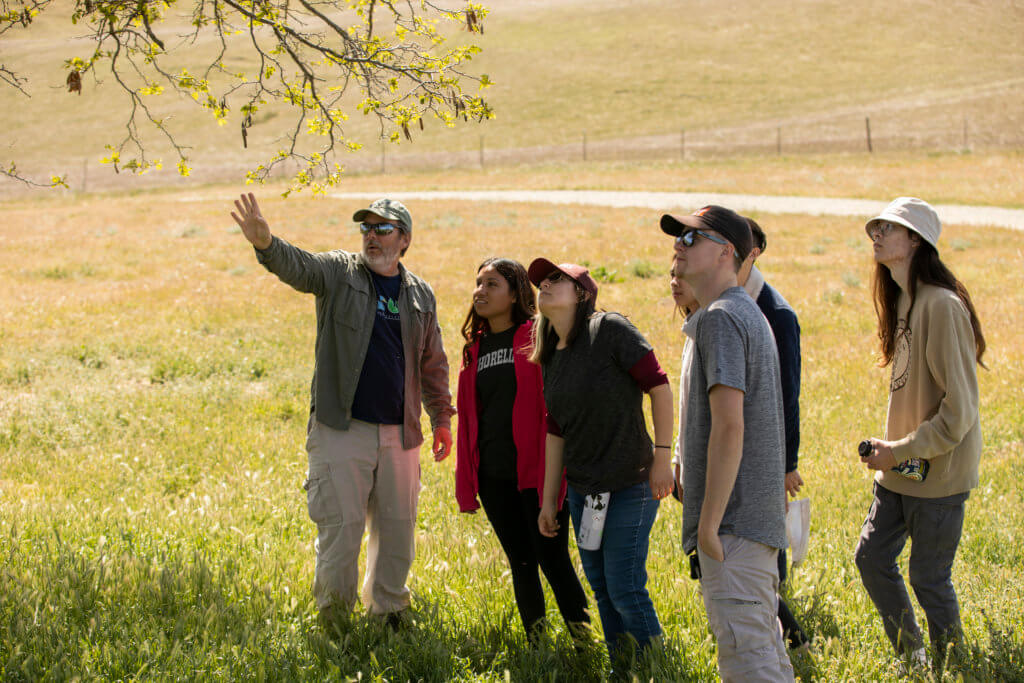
[329,190,1024,231]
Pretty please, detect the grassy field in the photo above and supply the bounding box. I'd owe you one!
[1,186,1022,680]
[2,0,1023,189]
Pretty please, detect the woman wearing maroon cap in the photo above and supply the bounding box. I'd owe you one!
[528,257,674,669]
[453,257,590,643]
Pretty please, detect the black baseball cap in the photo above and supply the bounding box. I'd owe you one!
[660,205,753,262]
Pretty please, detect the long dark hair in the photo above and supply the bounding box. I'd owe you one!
[529,282,597,366]
[873,241,986,368]
[460,258,536,368]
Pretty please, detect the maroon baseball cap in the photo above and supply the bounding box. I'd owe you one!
[660,205,753,262]
[527,258,599,300]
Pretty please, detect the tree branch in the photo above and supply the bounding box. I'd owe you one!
[1,0,493,193]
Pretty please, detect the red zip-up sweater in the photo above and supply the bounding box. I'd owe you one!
[455,320,567,513]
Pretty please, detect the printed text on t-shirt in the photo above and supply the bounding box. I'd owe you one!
[478,347,514,372]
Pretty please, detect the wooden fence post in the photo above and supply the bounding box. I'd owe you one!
[865,116,873,153]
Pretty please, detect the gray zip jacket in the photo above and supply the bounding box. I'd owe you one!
[256,236,454,449]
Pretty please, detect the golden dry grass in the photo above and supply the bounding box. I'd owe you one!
[2,187,1023,679]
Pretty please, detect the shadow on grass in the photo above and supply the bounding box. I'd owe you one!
[1,529,705,681]
[310,605,609,681]
[784,571,844,646]
[955,612,1024,682]
[784,573,1024,682]
[310,598,711,681]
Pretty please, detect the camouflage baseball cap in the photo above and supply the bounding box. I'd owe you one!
[352,198,413,233]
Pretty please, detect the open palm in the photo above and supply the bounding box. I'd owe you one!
[230,193,272,250]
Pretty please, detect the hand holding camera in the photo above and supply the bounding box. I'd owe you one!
[858,440,929,482]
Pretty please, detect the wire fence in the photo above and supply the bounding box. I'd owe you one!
[354,110,1024,174]
[3,107,1023,198]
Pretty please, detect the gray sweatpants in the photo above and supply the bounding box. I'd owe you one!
[304,416,420,615]
[854,482,967,657]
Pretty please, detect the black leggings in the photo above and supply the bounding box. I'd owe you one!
[477,475,590,636]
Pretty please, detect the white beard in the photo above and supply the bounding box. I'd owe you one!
[362,243,402,273]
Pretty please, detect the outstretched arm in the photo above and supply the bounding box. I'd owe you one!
[230,192,335,296]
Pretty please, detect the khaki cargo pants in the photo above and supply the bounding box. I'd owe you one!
[304,416,420,615]
[697,534,794,683]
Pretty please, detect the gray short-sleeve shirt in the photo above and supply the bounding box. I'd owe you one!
[681,286,787,553]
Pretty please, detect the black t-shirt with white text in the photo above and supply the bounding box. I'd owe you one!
[476,325,519,481]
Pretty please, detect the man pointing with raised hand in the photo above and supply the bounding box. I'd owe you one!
[231,193,454,630]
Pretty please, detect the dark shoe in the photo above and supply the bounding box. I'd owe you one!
[567,620,595,652]
[318,604,349,639]
[525,617,548,647]
[385,609,408,632]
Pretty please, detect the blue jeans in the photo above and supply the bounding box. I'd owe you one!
[568,481,662,656]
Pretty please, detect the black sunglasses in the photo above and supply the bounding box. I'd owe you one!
[676,229,742,260]
[675,229,728,248]
[359,222,402,236]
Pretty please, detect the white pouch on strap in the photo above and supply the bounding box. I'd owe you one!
[577,492,610,551]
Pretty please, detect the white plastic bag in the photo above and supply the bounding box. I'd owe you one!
[786,497,811,567]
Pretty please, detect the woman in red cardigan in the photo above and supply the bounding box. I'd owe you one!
[454,257,590,641]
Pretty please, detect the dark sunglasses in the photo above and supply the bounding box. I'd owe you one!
[867,221,898,240]
[359,222,401,236]
[675,229,728,248]
[543,271,568,283]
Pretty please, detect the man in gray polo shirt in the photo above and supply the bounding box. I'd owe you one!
[230,193,454,629]
[662,205,792,682]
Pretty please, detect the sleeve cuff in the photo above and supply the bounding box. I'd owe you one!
[546,414,562,437]
[890,436,915,464]
[254,236,278,263]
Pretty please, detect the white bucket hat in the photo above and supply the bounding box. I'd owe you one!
[865,197,941,247]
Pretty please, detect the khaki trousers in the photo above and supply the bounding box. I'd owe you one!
[304,416,420,615]
[697,535,794,683]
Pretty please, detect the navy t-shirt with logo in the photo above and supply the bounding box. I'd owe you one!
[351,271,405,425]
[475,325,519,480]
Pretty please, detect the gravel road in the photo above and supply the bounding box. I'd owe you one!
[330,190,1024,231]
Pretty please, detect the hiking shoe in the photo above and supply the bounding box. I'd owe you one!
[385,609,408,632]
[896,647,929,677]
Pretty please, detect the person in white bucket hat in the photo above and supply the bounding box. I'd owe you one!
[864,196,942,247]
[854,196,987,673]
